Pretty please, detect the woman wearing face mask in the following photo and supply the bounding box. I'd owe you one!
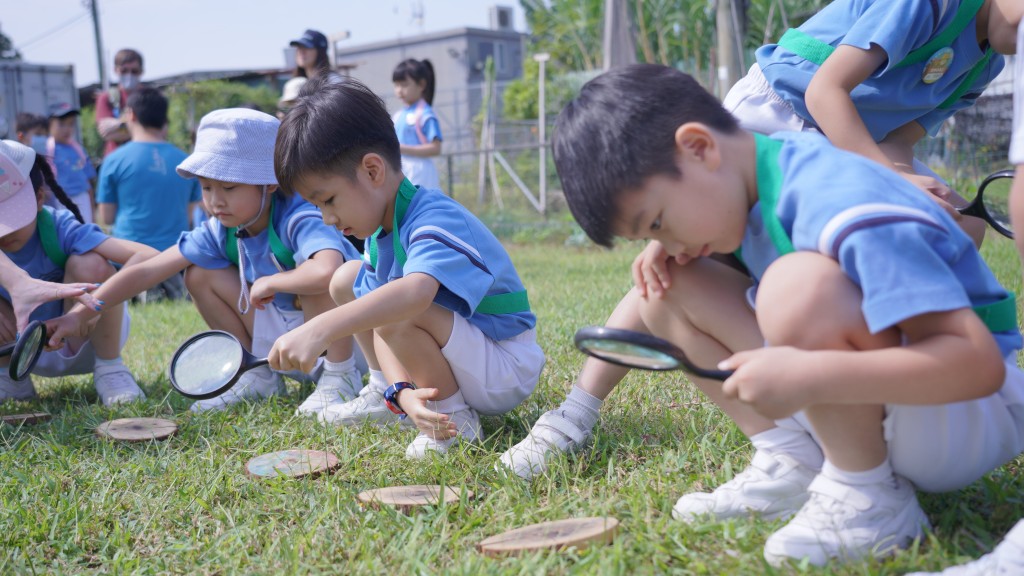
[95,48,144,157]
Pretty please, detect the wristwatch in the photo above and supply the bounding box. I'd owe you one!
[383,382,417,419]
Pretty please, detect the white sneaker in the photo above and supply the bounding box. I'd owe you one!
[906,519,1024,575]
[0,373,37,401]
[295,366,362,416]
[405,405,482,459]
[189,365,285,412]
[318,383,408,427]
[498,410,593,480]
[763,473,930,567]
[673,450,817,523]
[93,365,146,406]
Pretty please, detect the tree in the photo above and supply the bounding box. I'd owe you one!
[0,28,22,60]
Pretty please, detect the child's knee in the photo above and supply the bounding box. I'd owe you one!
[756,253,870,348]
[65,252,115,283]
[329,260,361,305]
[184,265,227,292]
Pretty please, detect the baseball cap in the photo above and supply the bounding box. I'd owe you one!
[48,102,80,119]
[279,77,308,105]
[0,140,39,236]
[176,108,280,186]
[290,29,328,51]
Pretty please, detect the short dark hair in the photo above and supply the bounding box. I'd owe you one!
[126,87,167,129]
[114,48,143,69]
[15,112,47,134]
[275,77,401,194]
[553,64,740,247]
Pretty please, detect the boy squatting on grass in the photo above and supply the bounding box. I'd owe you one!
[47,108,365,414]
[524,64,1024,567]
[266,78,546,459]
[0,139,156,405]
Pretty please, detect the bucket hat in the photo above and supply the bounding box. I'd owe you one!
[176,108,280,185]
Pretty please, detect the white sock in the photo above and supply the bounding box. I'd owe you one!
[557,385,602,430]
[821,458,895,487]
[750,426,824,470]
[367,369,387,392]
[94,356,124,373]
[427,388,470,414]
[323,356,356,374]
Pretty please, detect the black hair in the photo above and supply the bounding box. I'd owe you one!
[15,112,47,135]
[553,64,740,247]
[125,87,168,129]
[114,48,143,70]
[30,154,83,223]
[392,59,436,105]
[275,77,401,195]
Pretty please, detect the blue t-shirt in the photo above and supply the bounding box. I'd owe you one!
[393,99,443,146]
[740,132,1021,357]
[178,193,358,311]
[52,140,96,199]
[756,0,1005,141]
[0,207,109,322]
[96,142,201,251]
[354,187,535,341]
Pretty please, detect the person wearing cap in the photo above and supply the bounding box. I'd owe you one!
[277,77,308,120]
[0,139,155,405]
[96,87,200,301]
[290,29,342,84]
[47,102,97,223]
[47,108,366,413]
[95,48,145,157]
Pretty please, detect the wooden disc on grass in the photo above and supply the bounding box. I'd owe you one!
[477,516,620,557]
[96,417,178,442]
[356,485,472,511]
[245,449,340,479]
[1,412,52,426]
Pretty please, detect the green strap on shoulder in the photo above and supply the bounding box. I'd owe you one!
[367,178,531,315]
[225,200,295,270]
[753,134,1017,334]
[36,209,68,268]
[776,0,989,109]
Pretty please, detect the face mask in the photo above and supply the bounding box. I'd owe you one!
[120,73,140,91]
[30,135,48,156]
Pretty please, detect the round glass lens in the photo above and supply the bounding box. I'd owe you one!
[171,333,244,395]
[981,176,1013,235]
[578,338,680,370]
[13,323,44,380]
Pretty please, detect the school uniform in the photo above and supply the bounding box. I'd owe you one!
[393,99,443,190]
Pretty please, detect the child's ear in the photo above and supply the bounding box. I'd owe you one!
[265,184,279,195]
[363,153,387,187]
[674,123,721,171]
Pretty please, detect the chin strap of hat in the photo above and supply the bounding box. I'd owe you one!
[234,186,269,315]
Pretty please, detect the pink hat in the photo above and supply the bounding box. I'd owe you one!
[0,140,38,236]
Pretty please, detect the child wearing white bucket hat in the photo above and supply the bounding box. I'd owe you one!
[47,108,364,413]
[0,139,156,405]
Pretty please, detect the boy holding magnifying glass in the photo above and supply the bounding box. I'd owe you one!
[546,64,1024,567]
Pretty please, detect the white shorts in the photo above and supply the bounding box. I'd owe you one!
[33,304,130,377]
[778,357,1024,493]
[250,302,367,381]
[440,313,545,416]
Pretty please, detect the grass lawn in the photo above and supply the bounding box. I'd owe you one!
[3,239,1024,575]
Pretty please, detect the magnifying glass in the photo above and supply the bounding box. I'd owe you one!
[0,320,47,381]
[168,330,268,399]
[958,170,1014,239]
[574,326,733,381]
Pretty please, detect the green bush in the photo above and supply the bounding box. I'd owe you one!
[165,80,278,152]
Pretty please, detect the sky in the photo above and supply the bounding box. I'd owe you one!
[1,0,529,87]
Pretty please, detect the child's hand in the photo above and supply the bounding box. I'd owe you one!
[396,387,458,440]
[719,346,819,419]
[44,307,97,349]
[631,241,676,299]
[11,277,101,332]
[898,172,961,220]
[249,277,277,311]
[268,326,326,374]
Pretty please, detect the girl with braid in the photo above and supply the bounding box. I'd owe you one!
[0,140,157,404]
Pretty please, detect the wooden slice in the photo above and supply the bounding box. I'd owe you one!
[356,485,473,512]
[477,516,620,557]
[1,412,52,426]
[96,417,178,442]
[245,449,340,479]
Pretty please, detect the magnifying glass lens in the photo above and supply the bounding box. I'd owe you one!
[577,337,681,370]
[171,333,244,396]
[12,323,45,380]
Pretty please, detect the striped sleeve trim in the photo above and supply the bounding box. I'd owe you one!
[817,203,947,257]
[409,224,489,273]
